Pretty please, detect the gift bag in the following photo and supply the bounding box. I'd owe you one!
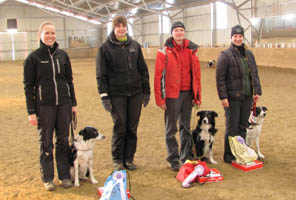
[100,170,129,200]
[176,160,209,182]
[229,136,258,165]
[176,162,196,182]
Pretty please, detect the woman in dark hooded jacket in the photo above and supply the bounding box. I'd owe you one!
[216,25,262,163]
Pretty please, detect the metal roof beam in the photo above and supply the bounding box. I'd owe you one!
[33,0,109,19]
[237,0,250,9]
[118,0,165,16]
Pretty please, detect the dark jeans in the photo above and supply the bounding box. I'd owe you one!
[224,96,253,159]
[110,95,142,164]
[37,104,72,183]
[165,91,193,164]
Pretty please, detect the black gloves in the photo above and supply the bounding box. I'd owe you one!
[142,94,150,107]
[101,96,112,112]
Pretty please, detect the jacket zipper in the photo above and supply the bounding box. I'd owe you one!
[66,83,71,97]
[48,49,59,105]
[39,85,42,100]
[56,58,60,74]
[124,44,132,96]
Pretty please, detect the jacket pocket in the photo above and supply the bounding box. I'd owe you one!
[39,85,42,101]
[56,58,60,74]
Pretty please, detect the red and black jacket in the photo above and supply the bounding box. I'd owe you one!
[154,37,201,106]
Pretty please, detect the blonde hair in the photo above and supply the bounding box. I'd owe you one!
[37,21,55,42]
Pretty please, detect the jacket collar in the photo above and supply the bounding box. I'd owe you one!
[230,42,247,57]
[165,36,198,52]
[39,40,58,54]
[108,31,131,46]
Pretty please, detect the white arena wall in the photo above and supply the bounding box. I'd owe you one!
[1,0,296,64]
[0,1,101,61]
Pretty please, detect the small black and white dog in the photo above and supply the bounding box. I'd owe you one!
[68,126,105,187]
[192,111,218,164]
[246,106,268,160]
[206,60,216,68]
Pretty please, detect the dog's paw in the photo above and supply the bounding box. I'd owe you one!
[210,160,217,164]
[79,176,88,181]
[91,178,98,184]
[74,183,80,187]
[258,153,264,159]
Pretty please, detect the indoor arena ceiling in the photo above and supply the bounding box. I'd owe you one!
[7,0,242,24]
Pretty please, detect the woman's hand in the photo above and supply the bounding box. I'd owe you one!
[72,106,78,115]
[159,104,167,110]
[253,95,259,103]
[28,114,38,126]
[221,99,229,108]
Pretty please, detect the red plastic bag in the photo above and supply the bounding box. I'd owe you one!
[176,161,210,183]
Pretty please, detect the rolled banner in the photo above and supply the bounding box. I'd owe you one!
[182,164,205,188]
[113,171,127,200]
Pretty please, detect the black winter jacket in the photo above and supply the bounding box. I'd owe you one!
[216,44,262,100]
[23,41,77,115]
[96,32,150,97]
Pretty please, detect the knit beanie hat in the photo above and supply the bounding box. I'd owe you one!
[231,25,244,37]
[171,21,185,34]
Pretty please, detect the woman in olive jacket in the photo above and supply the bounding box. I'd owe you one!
[23,21,77,191]
[216,25,262,163]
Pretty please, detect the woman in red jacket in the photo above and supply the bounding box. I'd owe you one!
[154,21,201,171]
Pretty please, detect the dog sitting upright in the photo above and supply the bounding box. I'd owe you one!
[246,106,267,160]
[69,126,105,187]
[192,111,218,164]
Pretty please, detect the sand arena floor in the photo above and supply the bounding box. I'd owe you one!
[0,59,296,200]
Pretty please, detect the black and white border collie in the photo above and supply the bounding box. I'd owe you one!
[192,111,218,164]
[68,126,105,187]
[246,106,268,160]
[206,60,216,68]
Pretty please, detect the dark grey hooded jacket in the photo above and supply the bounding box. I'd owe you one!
[216,44,262,100]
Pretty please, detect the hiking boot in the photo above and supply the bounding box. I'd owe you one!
[168,162,180,171]
[125,162,136,170]
[44,181,55,191]
[60,179,73,188]
[113,162,125,171]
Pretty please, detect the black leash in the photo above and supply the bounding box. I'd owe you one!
[70,112,77,145]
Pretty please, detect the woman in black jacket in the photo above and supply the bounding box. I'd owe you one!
[23,21,77,191]
[216,25,262,163]
[96,16,150,171]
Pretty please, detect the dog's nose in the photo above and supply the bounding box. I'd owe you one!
[102,135,106,139]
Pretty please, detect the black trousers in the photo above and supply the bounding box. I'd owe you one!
[110,95,142,164]
[224,96,253,159]
[37,104,72,183]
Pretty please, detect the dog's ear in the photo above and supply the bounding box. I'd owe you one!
[262,106,268,111]
[79,128,86,136]
[197,111,203,117]
[212,111,218,118]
